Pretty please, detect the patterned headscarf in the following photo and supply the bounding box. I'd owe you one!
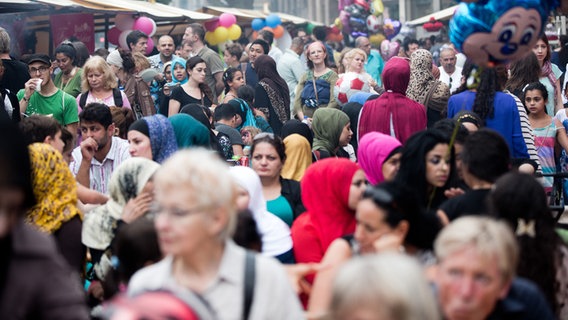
[26,143,81,234]
[82,157,160,250]
[406,49,449,112]
[144,114,178,164]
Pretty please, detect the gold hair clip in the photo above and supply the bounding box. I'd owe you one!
[516,218,536,238]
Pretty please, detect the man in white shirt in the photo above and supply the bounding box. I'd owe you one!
[439,47,462,94]
[69,103,130,194]
[277,37,306,114]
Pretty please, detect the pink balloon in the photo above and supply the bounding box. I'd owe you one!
[133,17,156,37]
[204,19,219,32]
[108,27,121,45]
[218,13,237,28]
[145,37,154,56]
[118,30,131,50]
[115,14,135,31]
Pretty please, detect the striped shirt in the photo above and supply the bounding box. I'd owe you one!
[69,136,131,194]
[505,91,541,171]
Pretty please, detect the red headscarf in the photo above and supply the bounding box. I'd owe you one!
[358,57,426,144]
[291,158,360,266]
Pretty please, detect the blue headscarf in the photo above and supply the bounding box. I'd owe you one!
[168,113,211,149]
[229,98,258,131]
[144,114,178,164]
[167,57,188,86]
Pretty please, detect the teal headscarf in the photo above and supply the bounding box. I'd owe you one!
[229,98,257,131]
[168,57,188,85]
[168,113,211,149]
[312,108,350,155]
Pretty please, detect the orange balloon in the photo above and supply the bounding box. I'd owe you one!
[273,25,284,39]
[262,26,274,32]
[252,31,258,40]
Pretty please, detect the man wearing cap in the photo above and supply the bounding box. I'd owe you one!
[18,54,78,137]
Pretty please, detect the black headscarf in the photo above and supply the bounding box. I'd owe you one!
[280,119,313,147]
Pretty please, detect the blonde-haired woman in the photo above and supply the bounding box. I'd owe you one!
[76,56,131,111]
[335,48,378,105]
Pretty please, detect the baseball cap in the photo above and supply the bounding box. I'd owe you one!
[26,54,51,66]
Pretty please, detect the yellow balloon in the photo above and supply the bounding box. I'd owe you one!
[205,31,215,44]
[334,17,343,30]
[228,24,242,41]
[369,33,386,46]
[214,26,229,43]
[371,0,384,16]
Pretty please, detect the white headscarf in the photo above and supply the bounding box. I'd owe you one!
[82,157,160,250]
[229,166,293,257]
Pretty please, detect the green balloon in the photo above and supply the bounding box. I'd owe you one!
[306,22,314,34]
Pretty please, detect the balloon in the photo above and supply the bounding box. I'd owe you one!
[115,14,135,31]
[214,26,229,43]
[369,33,385,46]
[228,24,242,40]
[251,18,265,31]
[252,31,258,40]
[366,15,381,33]
[306,22,315,34]
[273,25,284,39]
[145,37,154,55]
[334,18,343,30]
[265,14,281,28]
[380,39,400,61]
[205,31,215,44]
[262,26,274,32]
[450,0,557,67]
[339,10,351,34]
[133,17,156,37]
[118,30,131,50]
[370,0,384,16]
[338,0,353,11]
[218,13,237,28]
[108,27,121,45]
[204,19,219,32]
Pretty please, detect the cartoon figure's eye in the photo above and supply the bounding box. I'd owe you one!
[520,27,536,45]
[498,25,516,43]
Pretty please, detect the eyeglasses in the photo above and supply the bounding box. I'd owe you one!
[253,132,275,141]
[29,66,49,74]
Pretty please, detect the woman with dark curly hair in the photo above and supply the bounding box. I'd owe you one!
[489,172,568,318]
[447,60,529,159]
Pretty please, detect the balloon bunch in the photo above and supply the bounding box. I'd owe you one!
[335,0,398,42]
[108,15,157,55]
[423,17,444,32]
[450,0,559,67]
[203,13,241,45]
[251,14,284,40]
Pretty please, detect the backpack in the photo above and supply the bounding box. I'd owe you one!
[79,88,123,109]
[300,76,331,108]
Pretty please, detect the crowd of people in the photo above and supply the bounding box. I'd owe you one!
[1,17,568,320]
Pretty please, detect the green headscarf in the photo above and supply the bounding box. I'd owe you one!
[312,108,350,155]
[168,114,211,149]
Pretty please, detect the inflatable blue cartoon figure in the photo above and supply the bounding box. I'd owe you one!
[450,0,559,67]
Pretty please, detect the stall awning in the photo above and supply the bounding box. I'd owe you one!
[406,5,458,27]
[76,0,214,20]
[199,6,320,25]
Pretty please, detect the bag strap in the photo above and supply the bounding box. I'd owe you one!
[112,88,123,107]
[243,250,256,320]
[312,77,319,104]
[79,91,88,109]
[423,81,440,109]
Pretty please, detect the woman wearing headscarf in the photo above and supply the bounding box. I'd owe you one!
[358,57,427,144]
[158,58,188,116]
[312,108,352,159]
[82,158,159,269]
[280,119,314,179]
[254,55,290,135]
[406,49,450,127]
[281,119,314,146]
[357,132,402,185]
[168,113,210,149]
[291,158,366,305]
[180,104,229,159]
[127,114,178,164]
[27,143,84,272]
[229,166,294,263]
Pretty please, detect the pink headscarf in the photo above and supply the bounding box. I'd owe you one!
[357,132,402,185]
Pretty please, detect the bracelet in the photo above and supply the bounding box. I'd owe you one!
[22,96,29,102]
